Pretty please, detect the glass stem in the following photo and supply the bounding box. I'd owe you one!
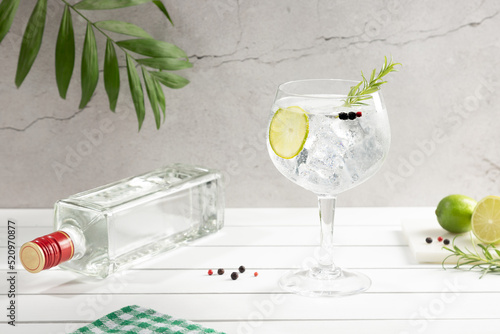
[316,196,341,277]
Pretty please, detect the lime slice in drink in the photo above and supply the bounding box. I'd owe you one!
[471,196,500,244]
[269,106,309,159]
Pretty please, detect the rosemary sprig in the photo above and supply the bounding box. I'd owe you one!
[343,56,401,107]
[442,236,500,278]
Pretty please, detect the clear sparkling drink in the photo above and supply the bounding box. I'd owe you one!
[268,95,391,196]
[20,164,224,278]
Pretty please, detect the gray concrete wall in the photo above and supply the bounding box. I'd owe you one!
[1,0,499,208]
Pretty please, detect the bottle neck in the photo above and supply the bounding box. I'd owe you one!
[20,230,76,273]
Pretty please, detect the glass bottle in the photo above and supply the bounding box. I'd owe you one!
[20,164,224,279]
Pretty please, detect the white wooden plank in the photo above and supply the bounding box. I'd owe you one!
[6,319,500,334]
[7,319,500,334]
[127,245,418,269]
[225,207,436,226]
[14,293,500,322]
[0,207,437,228]
[16,269,500,295]
[1,225,406,248]
[200,319,500,334]
[0,245,419,271]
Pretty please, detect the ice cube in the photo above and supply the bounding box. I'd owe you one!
[343,134,384,181]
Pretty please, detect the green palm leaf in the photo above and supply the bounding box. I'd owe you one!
[116,39,186,58]
[153,77,166,118]
[151,71,189,89]
[136,57,192,71]
[74,0,152,10]
[104,38,120,112]
[142,68,161,129]
[0,0,20,43]
[95,20,152,39]
[55,5,75,99]
[126,54,145,130]
[79,23,99,109]
[152,1,173,25]
[0,0,190,131]
[74,0,173,22]
[15,0,47,88]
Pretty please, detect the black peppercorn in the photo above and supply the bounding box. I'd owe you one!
[238,265,246,273]
[231,272,239,280]
[348,112,356,120]
[425,237,432,244]
[339,112,348,120]
[217,268,224,275]
[443,239,450,245]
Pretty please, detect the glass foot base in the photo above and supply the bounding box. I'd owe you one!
[279,268,371,297]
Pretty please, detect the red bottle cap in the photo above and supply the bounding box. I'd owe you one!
[20,231,74,273]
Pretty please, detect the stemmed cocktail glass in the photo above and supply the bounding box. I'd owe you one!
[267,79,391,297]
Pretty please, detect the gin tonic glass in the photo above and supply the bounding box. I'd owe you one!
[267,79,391,297]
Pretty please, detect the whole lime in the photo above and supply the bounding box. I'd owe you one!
[435,194,477,233]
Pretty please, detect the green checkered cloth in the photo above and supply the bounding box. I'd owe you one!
[72,305,226,334]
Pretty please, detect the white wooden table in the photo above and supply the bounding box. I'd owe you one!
[1,207,500,334]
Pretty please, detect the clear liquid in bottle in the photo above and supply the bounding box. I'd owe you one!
[20,164,224,279]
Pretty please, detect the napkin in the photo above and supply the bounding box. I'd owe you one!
[72,305,226,334]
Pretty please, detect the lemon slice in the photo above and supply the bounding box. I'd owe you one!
[471,196,500,244]
[269,106,309,159]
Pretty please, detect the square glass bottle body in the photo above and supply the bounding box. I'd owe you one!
[54,164,224,278]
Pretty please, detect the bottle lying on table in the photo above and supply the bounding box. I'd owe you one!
[20,164,224,279]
